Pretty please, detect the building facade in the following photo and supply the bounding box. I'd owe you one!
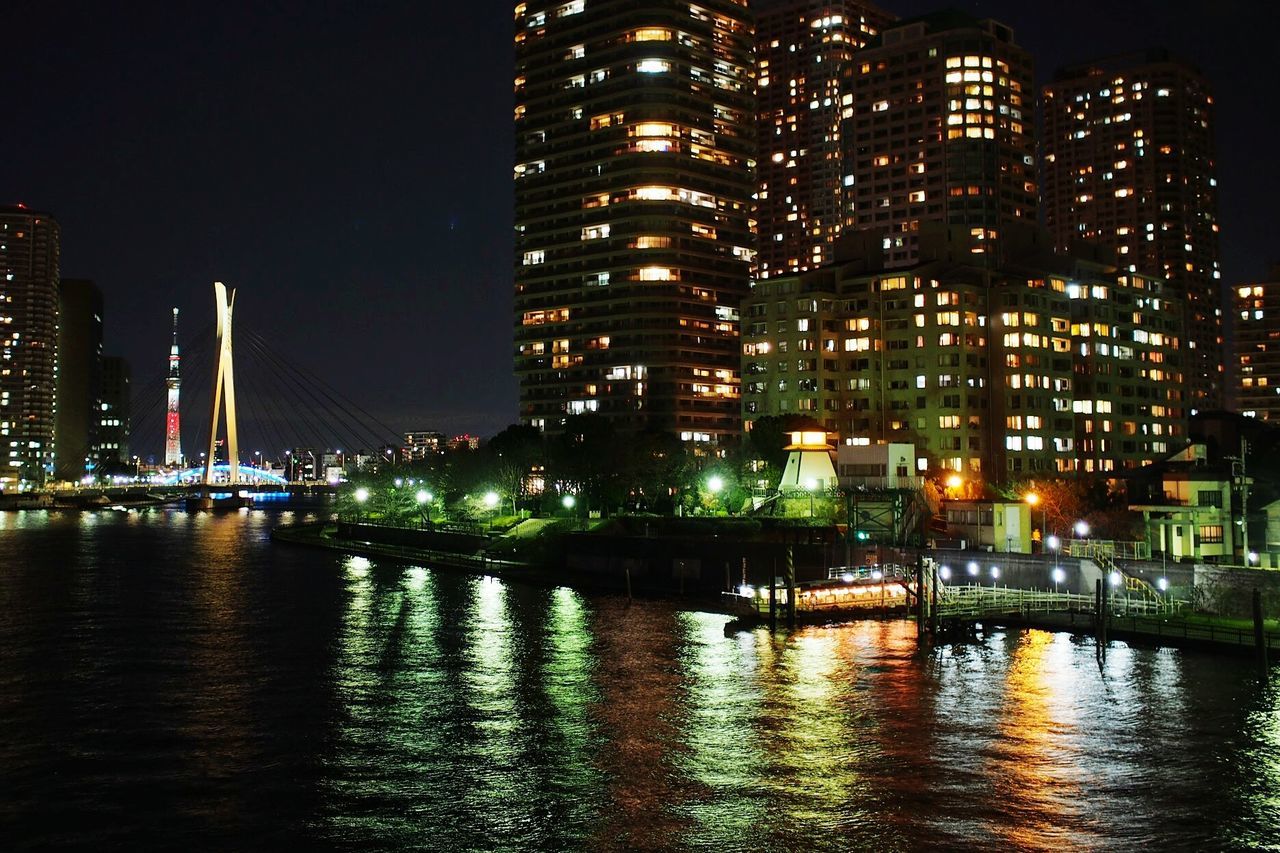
[53,278,103,481]
[0,204,60,489]
[1042,50,1223,409]
[754,0,894,280]
[1235,272,1280,421]
[403,430,446,460]
[838,11,1037,267]
[740,225,1186,480]
[513,0,755,445]
[97,356,131,472]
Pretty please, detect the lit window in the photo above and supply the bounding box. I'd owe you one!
[637,60,670,74]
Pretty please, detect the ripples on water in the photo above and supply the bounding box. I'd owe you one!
[2,509,1279,851]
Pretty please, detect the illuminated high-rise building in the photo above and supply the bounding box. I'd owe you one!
[0,204,60,489]
[53,278,103,481]
[1042,50,1223,409]
[1235,271,1280,422]
[741,223,1187,478]
[513,0,755,444]
[754,0,895,280]
[97,356,131,471]
[838,11,1037,267]
[165,307,182,466]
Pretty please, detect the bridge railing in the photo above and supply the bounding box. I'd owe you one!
[826,563,913,581]
[935,584,1183,619]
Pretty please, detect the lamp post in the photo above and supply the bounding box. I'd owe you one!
[483,490,500,530]
[707,475,724,515]
[354,486,369,522]
[1074,519,1090,556]
[805,477,818,518]
[1025,492,1047,551]
[416,489,432,527]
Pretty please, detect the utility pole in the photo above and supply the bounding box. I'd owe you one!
[1241,437,1250,565]
[1231,437,1251,565]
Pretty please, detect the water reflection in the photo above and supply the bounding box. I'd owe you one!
[3,510,1280,850]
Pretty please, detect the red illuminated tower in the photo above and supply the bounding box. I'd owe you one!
[164,307,182,466]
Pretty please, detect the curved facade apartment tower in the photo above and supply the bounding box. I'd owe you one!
[513,0,755,444]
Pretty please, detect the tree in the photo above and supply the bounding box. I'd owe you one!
[547,415,624,513]
[483,424,546,514]
[745,414,822,480]
[617,430,689,511]
[1012,475,1136,541]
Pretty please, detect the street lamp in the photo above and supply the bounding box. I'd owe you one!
[354,486,369,522]
[706,475,725,515]
[562,494,576,510]
[805,477,818,518]
[1025,492,1047,550]
[1074,519,1090,538]
[482,490,500,529]
[1051,566,1066,593]
[416,489,432,526]
[946,474,963,490]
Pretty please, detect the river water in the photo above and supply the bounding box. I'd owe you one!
[2,508,1278,851]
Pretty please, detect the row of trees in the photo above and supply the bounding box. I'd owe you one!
[344,413,1261,543]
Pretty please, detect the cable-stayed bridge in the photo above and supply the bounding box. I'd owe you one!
[121,282,405,491]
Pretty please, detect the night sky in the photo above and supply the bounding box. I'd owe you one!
[5,1,1275,449]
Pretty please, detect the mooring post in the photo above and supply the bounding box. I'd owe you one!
[785,545,796,630]
[1254,588,1268,681]
[930,565,939,637]
[915,558,925,640]
[769,556,777,632]
[1100,577,1108,650]
[625,567,632,606]
[1094,578,1103,643]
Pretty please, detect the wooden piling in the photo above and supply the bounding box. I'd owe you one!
[625,567,632,606]
[915,559,925,640]
[930,565,939,637]
[1094,578,1103,645]
[1254,588,1268,681]
[1099,577,1108,650]
[785,545,796,630]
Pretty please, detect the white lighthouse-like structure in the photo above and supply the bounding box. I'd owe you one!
[164,307,182,466]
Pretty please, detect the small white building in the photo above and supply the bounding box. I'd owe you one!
[1131,463,1237,562]
[836,443,920,490]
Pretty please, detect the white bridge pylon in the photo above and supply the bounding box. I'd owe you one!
[203,282,240,486]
